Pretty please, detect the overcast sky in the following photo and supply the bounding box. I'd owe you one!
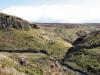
[0,0,100,23]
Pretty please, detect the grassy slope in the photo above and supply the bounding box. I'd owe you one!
[0,52,81,75]
[0,27,72,57]
[0,27,78,75]
[62,31,100,75]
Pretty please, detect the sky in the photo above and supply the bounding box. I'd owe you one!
[0,0,100,23]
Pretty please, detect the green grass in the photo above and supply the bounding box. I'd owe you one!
[0,27,72,57]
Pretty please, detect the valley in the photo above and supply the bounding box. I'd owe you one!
[0,12,100,75]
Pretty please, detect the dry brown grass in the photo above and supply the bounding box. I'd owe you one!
[0,67,25,75]
[0,68,14,75]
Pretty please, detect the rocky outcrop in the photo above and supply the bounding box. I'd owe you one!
[0,12,39,30]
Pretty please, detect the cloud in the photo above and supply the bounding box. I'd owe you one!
[1,5,100,23]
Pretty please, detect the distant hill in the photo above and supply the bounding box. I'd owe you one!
[36,23,100,28]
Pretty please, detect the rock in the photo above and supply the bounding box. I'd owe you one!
[0,12,39,30]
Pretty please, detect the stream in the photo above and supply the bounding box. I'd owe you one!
[56,60,85,75]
